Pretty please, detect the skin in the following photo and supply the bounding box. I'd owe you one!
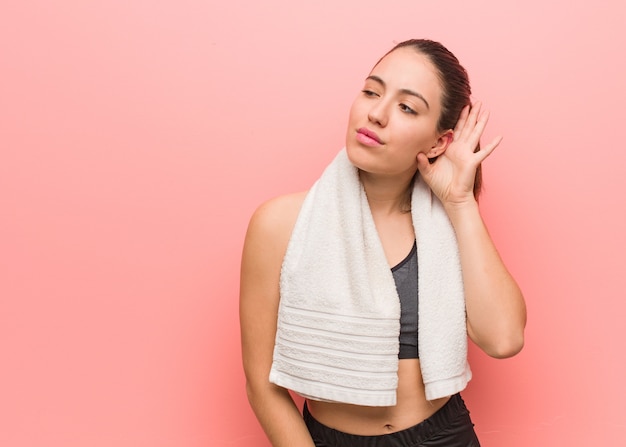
[239,47,526,445]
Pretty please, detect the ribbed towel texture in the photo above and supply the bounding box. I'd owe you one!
[270,149,471,406]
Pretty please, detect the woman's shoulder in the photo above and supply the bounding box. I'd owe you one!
[255,190,308,218]
[246,191,309,244]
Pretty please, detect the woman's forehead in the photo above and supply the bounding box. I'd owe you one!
[369,48,443,104]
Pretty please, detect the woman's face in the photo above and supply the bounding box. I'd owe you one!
[346,47,449,178]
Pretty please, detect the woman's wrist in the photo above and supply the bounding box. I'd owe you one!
[441,199,484,236]
[443,197,479,217]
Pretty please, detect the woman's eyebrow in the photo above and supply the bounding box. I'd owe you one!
[365,75,430,109]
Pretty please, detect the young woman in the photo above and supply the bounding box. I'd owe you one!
[240,39,526,447]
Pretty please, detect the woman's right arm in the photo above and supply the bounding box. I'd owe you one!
[239,192,315,447]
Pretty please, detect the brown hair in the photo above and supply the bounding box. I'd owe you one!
[384,39,483,199]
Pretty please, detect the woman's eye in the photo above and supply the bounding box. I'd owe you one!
[362,89,378,97]
[399,104,416,114]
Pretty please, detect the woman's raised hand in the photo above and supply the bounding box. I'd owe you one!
[416,102,502,207]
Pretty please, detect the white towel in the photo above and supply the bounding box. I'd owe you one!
[270,149,471,406]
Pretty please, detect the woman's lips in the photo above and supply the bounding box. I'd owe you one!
[356,128,383,146]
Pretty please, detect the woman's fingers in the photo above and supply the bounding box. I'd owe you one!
[447,102,502,166]
[475,135,503,164]
[468,108,489,145]
[453,103,476,145]
[454,102,494,153]
[453,104,471,137]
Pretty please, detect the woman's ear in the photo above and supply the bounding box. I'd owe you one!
[425,129,454,159]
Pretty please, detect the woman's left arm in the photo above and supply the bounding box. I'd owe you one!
[417,102,526,358]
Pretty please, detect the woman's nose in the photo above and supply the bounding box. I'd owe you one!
[368,101,388,127]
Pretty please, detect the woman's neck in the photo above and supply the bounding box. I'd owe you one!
[359,169,415,215]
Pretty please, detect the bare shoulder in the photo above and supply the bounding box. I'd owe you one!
[247,191,308,245]
[242,191,308,272]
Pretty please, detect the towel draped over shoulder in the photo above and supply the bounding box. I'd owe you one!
[270,149,471,406]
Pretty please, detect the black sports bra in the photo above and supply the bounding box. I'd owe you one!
[391,241,418,359]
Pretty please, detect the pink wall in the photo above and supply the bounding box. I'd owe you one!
[2,1,625,445]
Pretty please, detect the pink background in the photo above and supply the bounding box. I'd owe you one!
[2,1,625,445]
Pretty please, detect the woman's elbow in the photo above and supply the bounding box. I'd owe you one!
[485,332,525,359]
[245,376,290,407]
[245,377,270,405]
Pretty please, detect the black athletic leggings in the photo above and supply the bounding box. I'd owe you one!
[303,393,480,447]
